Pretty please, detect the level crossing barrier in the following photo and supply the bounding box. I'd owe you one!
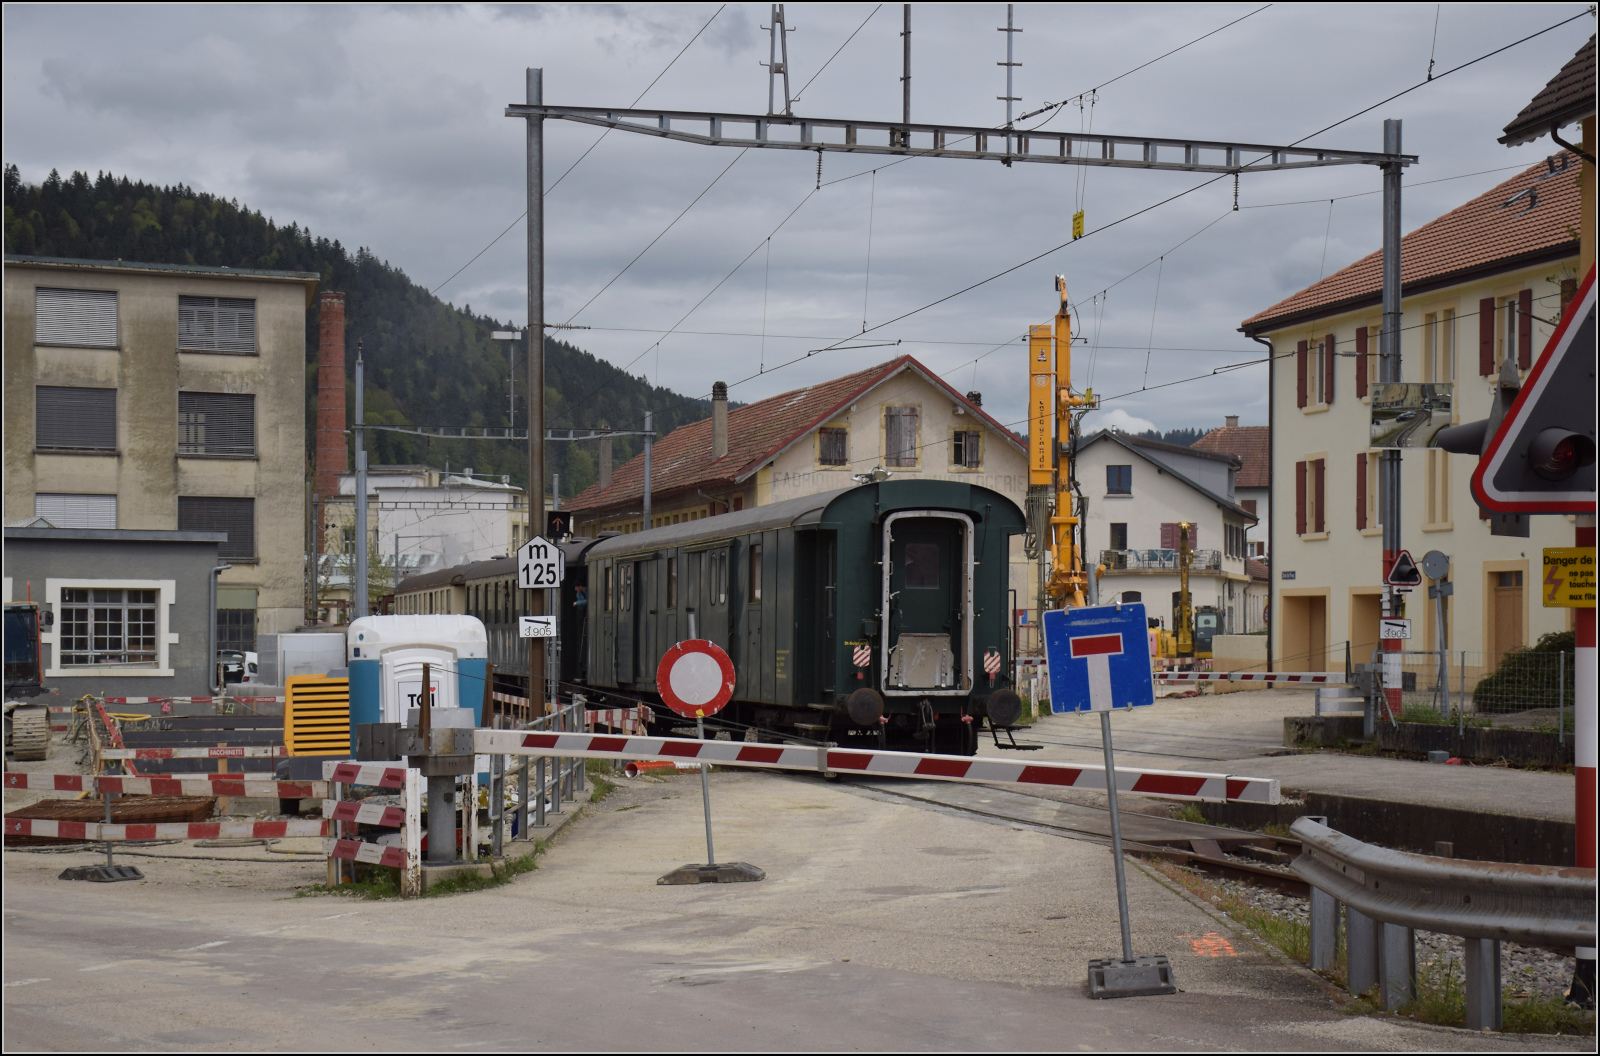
[323,761,421,897]
[1154,671,1344,684]
[471,728,1281,803]
[1290,817,1596,1029]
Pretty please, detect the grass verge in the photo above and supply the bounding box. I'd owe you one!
[1146,858,1594,1036]
[297,842,548,900]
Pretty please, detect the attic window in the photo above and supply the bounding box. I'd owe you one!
[819,427,848,466]
[952,430,981,468]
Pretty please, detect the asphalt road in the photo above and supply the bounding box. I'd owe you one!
[4,771,1586,1052]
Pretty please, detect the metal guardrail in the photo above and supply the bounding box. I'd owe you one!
[486,701,588,854]
[1290,817,1595,1029]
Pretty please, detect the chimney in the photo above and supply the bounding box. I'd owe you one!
[966,390,982,407]
[712,381,729,460]
[598,423,613,489]
[1224,415,1239,428]
[315,291,347,504]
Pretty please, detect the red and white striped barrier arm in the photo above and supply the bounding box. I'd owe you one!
[323,800,408,828]
[325,838,411,869]
[46,705,77,732]
[3,818,327,842]
[1155,671,1344,684]
[98,745,289,760]
[3,772,326,798]
[100,696,281,705]
[473,730,1280,804]
[322,761,410,788]
[586,705,650,736]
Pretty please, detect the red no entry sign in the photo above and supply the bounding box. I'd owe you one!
[656,639,737,718]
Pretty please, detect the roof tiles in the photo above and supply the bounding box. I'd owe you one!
[1241,153,1582,334]
[1193,425,1269,488]
[1501,35,1596,146]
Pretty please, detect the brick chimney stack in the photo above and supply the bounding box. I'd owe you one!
[315,292,347,502]
[712,381,729,460]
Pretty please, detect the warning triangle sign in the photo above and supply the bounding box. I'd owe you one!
[1385,550,1422,587]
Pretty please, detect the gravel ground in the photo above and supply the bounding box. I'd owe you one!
[1213,877,1578,1002]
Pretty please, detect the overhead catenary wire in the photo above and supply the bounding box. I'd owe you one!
[429,4,726,296]
[792,4,882,105]
[709,10,1591,400]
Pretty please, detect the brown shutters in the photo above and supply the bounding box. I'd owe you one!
[1160,523,1177,550]
[1324,333,1336,404]
[1295,461,1308,535]
[1356,454,1367,529]
[1517,288,1533,369]
[1479,298,1496,374]
[1355,326,1368,397]
[1313,459,1326,533]
[1296,340,1308,408]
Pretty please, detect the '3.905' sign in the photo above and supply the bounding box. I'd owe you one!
[517,536,566,589]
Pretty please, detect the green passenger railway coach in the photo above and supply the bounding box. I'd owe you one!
[396,479,1026,755]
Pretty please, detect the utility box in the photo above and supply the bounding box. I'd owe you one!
[347,616,489,728]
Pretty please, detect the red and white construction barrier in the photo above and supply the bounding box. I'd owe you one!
[586,705,651,736]
[4,817,327,842]
[1154,671,1343,684]
[473,729,1279,803]
[322,760,421,896]
[4,772,327,798]
[99,745,289,760]
[324,762,410,789]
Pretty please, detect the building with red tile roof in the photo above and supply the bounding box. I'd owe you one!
[1241,153,1581,677]
[1194,416,1270,559]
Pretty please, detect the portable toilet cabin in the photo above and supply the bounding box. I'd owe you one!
[347,615,489,726]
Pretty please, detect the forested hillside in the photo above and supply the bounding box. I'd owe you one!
[4,165,711,496]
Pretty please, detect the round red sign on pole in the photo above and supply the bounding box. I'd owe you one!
[656,639,737,718]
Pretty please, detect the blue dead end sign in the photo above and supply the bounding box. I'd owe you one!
[1043,604,1156,714]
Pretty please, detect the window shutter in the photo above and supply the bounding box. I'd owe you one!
[885,406,918,466]
[1241,499,1257,516]
[1324,334,1336,404]
[1160,523,1177,550]
[1478,298,1495,374]
[34,493,117,529]
[1517,289,1533,369]
[178,392,256,456]
[1295,462,1307,535]
[1355,327,1368,398]
[1296,340,1308,408]
[178,296,257,354]
[34,288,118,347]
[1313,459,1326,533]
[178,497,256,560]
[1355,454,1367,530]
[36,386,116,450]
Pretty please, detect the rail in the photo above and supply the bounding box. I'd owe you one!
[1289,817,1595,1028]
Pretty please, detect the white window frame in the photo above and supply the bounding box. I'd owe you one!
[42,579,178,678]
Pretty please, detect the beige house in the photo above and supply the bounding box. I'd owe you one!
[1240,155,1583,674]
[564,356,1039,648]
[4,255,319,648]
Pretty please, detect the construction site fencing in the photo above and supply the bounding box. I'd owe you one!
[1385,649,1575,738]
[323,762,421,896]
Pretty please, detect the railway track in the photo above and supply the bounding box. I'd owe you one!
[841,777,1309,896]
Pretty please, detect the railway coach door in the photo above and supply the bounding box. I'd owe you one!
[882,512,973,693]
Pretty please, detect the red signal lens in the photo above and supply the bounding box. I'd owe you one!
[1528,428,1597,481]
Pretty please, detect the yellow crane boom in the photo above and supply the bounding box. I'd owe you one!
[1028,277,1096,612]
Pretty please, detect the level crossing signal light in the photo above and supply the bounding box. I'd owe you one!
[1436,267,1596,518]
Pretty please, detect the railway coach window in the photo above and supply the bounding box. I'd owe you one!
[904,543,941,589]
[620,564,633,610]
[708,550,728,605]
[749,545,763,602]
[668,558,678,609]
[603,566,613,612]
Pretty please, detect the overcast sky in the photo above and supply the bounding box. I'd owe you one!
[5,3,1591,435]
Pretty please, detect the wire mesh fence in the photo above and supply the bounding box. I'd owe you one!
[1389,648,1576,730]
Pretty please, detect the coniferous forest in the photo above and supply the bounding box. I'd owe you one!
[4,165,713,498]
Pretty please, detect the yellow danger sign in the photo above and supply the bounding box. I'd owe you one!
[1542,547,1596,608]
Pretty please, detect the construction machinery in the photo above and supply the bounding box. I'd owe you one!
[4,602,52,760]
[1026,278,1098,615]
